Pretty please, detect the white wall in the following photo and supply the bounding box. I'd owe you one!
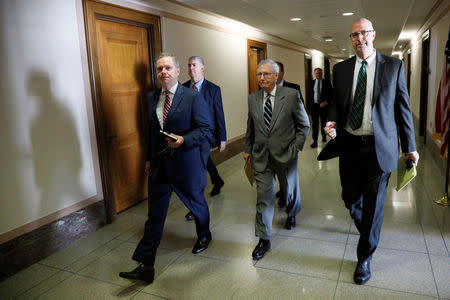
[406,8,449,134]
[268,45,306,98]
[0,0,100,236]
[162,18,249,140]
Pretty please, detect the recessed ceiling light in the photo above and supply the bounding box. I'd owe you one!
[399,45,403,48]
[341,48,346,51]
[324,38,333,42]
[290,17,302,21]
[342,12,354,16]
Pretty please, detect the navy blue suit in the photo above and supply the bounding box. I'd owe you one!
[183,79,226,185]
[132,83,213,266]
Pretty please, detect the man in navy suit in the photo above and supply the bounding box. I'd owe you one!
[308,68,333,148]
[325,18,419,285]
[183,56,227,205]
[119,53,213,284]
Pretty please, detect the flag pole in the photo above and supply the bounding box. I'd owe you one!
[434,129,449,206]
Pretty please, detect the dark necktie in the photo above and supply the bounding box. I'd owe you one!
[162,91,171,126]
[348,61,367,130]
[264,94,272,130]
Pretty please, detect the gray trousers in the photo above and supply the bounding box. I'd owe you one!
[254,156,301,240]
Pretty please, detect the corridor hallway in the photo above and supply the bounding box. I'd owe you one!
[1,131,449,299]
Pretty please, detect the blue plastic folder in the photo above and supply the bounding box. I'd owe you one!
[396,158,417,191]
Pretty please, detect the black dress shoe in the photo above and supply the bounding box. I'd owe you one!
[185,211,195,221]
[275,190,282,198]
[252,238,270,260]
[210,180,224,196]
[310,142,318,148]
[285,216,296,230]
[322,136,327,142]
[192,232,212,254]
[354,260,371,285]
[119,264,154,284]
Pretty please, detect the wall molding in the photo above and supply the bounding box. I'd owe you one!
[0,195,102,244]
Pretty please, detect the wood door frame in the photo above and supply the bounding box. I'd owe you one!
[83,0,162,222]
[419,30,430,143]
[247,39,267,94]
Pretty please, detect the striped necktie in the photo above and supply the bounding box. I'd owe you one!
[162,90,171,126]
[192,84,197,90]
[264,93,272,130]
[348,61,367,130]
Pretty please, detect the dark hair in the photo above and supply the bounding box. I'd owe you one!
[276,61,284,72]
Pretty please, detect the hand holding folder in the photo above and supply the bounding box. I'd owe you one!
[396,158,417,191]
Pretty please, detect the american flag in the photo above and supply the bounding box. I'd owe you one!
[432,31,449,157]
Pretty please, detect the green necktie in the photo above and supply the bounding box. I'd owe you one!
[348,61,367,130]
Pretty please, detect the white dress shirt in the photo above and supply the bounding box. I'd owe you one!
[263,85,277,111]
[345,50,377,135]
[156,82,178,128]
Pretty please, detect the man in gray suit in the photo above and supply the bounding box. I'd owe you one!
[244,59,310,260]
[324,18,419,285]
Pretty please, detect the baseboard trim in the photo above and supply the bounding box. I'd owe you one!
[0,194,102,244]
[210,134,245,165]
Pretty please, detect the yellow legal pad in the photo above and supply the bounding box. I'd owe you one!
[396,158,417,192]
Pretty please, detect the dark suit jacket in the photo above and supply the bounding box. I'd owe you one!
[282,80,304,104]
[307,78,333,110]
[147,83,212,187]
[183,79,226,148]
[328,52,416,173]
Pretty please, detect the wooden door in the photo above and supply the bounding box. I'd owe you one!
[84,0,161,216]
[419,31,430,143]
[304,56,312,112]
[96,20,149,212]
[247,39,266,94]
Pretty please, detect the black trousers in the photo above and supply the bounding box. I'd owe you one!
[132,181,211,266]
[207,155,223,185]
[339,132,391,262]
[311,103,328,142]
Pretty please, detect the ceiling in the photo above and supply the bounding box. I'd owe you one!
[174,0,440,59]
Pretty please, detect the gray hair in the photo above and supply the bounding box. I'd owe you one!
[257,59,279,74]
[157,52,179,68]
[189,56,204,66]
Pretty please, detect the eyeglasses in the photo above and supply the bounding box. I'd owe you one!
[349,30,374,39]
[256,72,273,78]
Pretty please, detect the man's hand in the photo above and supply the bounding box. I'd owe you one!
[320,102,328,108]
[243,152,252,163]
[405,151,419,166]
[219,141,226,152]
[324,121,337,139]
[144,161,150,174]
[167,134,184,148]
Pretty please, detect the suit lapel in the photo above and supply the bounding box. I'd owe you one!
[253,90,264,130]
[150,89,162,130]
[270,88,286,131]
[372,52,384,106]
[344,57,356,106]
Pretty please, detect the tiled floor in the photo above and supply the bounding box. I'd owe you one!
[1,133,449,299]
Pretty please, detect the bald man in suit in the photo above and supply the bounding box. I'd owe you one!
[325,18,419,285]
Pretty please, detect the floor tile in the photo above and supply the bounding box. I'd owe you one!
[340,244,437,297]
[430,254,450,299]
[231,267,336,299]
[335,282,437,299]
[77,241,184,287]
[141,255,241,299]
[277,211,351,243]
[256,235,346,280]
[36,274,139,299]
[15,270,73,300]
[0,263,59,300]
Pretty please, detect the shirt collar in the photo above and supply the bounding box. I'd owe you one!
[165,82,178,95]
[277,80,284,86]
[264,85,277,98]
[356,49,377,66]
[191,77,205,91]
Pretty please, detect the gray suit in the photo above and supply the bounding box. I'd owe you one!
[245,86,310,239]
